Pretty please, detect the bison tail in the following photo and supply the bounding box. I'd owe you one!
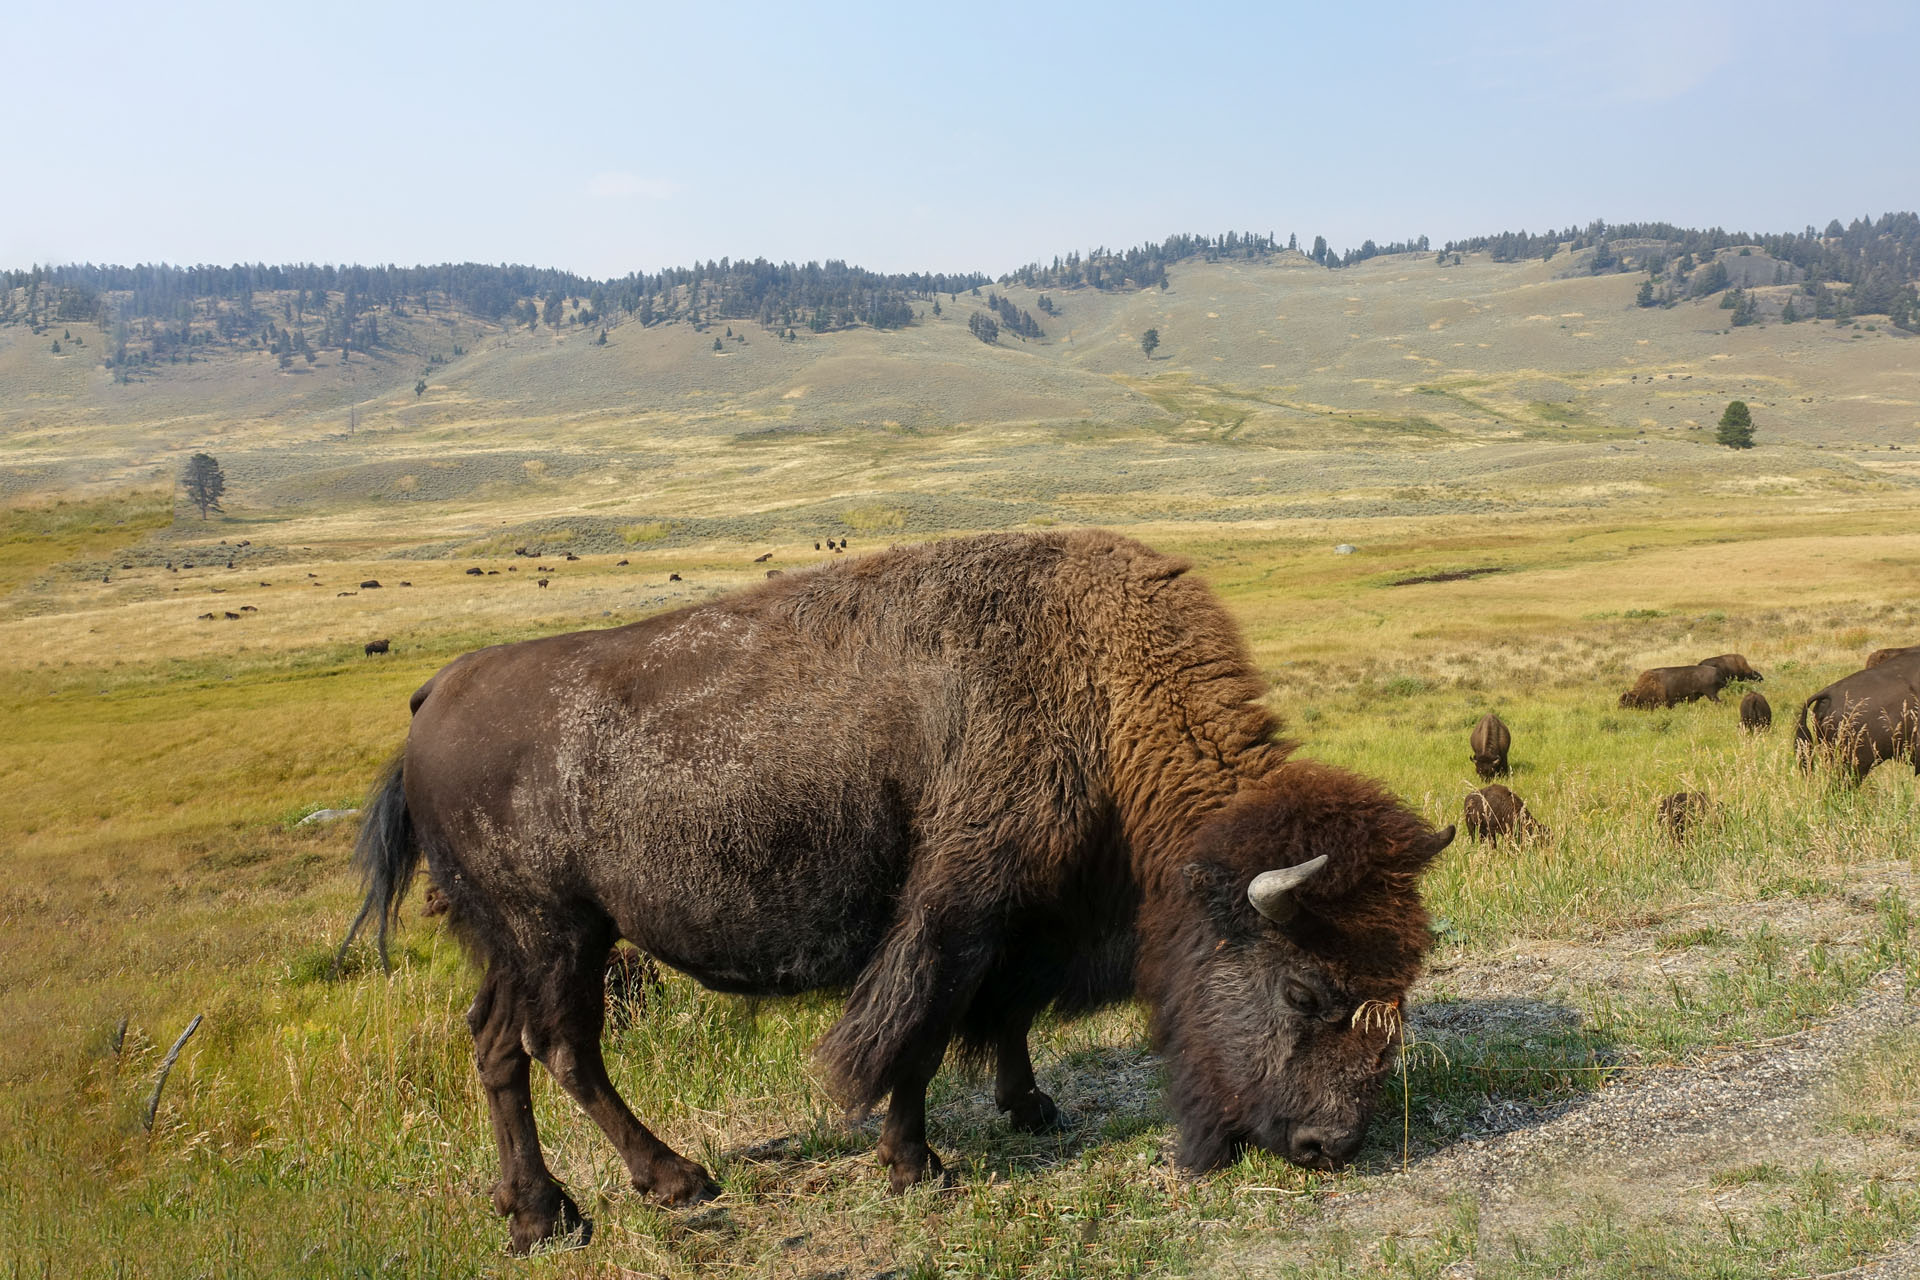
[336,751,417,975]
[1794,697,1819,771]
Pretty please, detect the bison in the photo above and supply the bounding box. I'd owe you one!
[1796,660,1920,783]
[340,530,1455,1254]
[1620,665,1722,708]
[1462,784,1547,843]
[365,638,391,656]
[1740,691,1772,732]
[1469,712,1510,780]
[1657,791,1714,842]
[1698,653,1763,685]
[1866,645,1920,670]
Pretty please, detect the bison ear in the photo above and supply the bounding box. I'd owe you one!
[1413,825,1456,867]
[1179,861,1241,920]
[1247,854,1329,924]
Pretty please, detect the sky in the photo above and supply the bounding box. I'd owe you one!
[4,0,1916,280]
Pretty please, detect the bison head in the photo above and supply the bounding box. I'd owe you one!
[1143,762,1453,1174]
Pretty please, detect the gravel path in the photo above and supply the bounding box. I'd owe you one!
[1308,967,1920,1276]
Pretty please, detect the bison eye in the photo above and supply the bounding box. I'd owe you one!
[1282,980,1319,1017]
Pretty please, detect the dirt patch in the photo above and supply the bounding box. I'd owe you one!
[1389,566,1504,587]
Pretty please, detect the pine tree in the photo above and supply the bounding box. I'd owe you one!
[1716,401,1755,449]
[182,453,227,519]
[1141,328,1160,359]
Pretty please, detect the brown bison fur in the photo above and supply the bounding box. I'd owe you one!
[341,529,1454,1254]
[1657,791,1715,842]
[1796,660,1920,783]
[1620,665,1722,709]
[1866,645,1920,670]
[1740,690,1771,732]
[364,638,391,656]
[1463,784,1547,843]
[1469,712,1511,780]
[1698,653,1763,686]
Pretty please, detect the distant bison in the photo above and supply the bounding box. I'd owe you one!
[341,529,1455,1253]
[1740,691,1772,732]
[1620,665,1722,709]
[365,639,391,655]
[1796,661,1920,783]
[1866,645,1920,670]
[360,580,383,590]
[668,573,682,582]
[1463,784,1547,843]
[465,567,484,576]
[1469,713,1511,780]
[1657,791,1714,842]
[1698,654,1763,686]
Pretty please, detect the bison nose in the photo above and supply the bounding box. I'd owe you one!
[1288,1124,1362,1171]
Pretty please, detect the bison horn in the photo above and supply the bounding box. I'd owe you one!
[1247,855,1329,923]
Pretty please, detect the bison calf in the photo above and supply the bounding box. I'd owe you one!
[1657,791,1715,842]
[1469,712,1511,780]
[1464,784,1547,842]
[1740,691,1772,732]
[1620,665,1722,709]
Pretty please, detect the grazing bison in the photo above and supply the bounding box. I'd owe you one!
[1657,791,1714,842]
[1796,661,1920,783]
[1740,691,1772,732]
[360,580,383,590]
[341,530,1455,1253]
[465,567,483,576]
[365,638,391,656]
[1462,784,1547,843]
[1620,665,1722,708]
[668,572,681,582]
[1469,713,1511,780]
[1698,654,1763,686]
[1866,645,1920,670]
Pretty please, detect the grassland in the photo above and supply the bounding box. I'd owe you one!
[3,246,1919,1277]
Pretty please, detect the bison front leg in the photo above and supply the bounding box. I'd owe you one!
[873,1044,949,1194]
[819,894,1003,1193]
[993,1014,1060,1134]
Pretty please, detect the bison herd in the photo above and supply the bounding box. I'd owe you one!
[1466,646,1919,846]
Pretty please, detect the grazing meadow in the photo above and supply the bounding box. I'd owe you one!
[4,248,1920,1277]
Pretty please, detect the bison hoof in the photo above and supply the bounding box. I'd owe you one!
[504,1186,590,1256]
[640,1154,719,1206]
[1000,1088,1061,1133]
[878,1141,945,1194]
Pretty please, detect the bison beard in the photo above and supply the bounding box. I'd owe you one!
[339,529,1452,1253]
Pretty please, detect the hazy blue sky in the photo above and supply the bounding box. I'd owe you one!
[5,0,1914,278]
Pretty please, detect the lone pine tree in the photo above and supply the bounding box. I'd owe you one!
[1717,400,1755,449]
[182,453,227,519]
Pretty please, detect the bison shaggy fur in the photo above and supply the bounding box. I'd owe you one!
[1740,690,1772,732]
